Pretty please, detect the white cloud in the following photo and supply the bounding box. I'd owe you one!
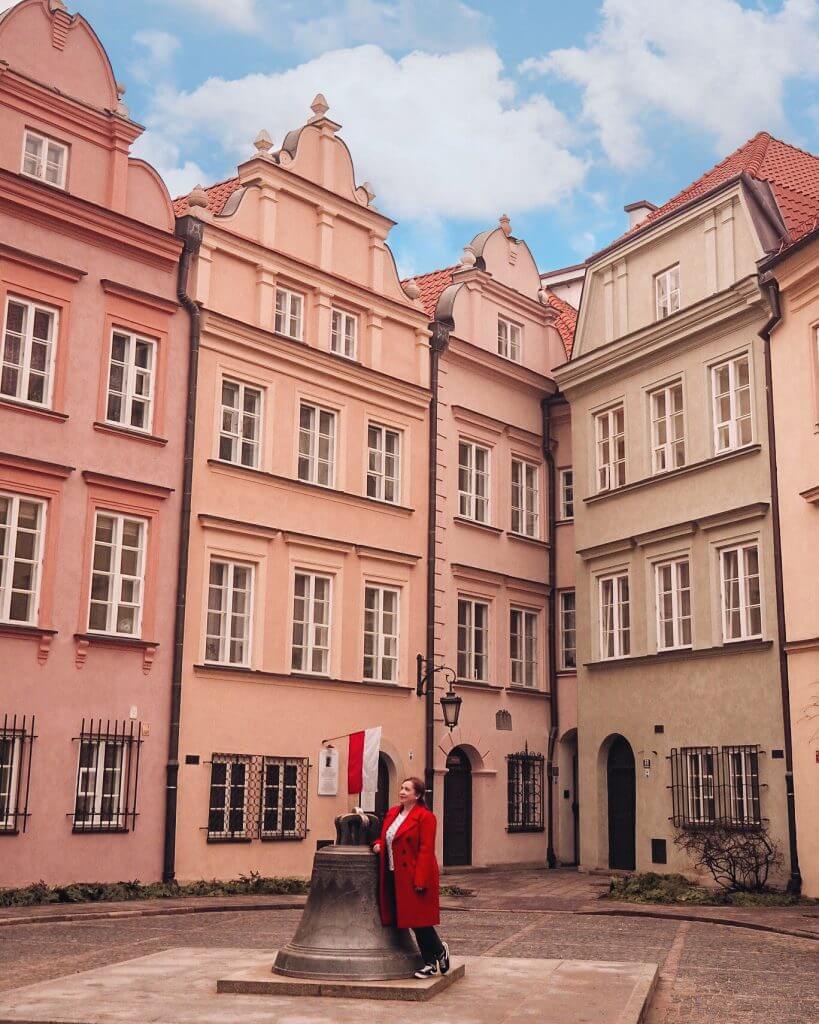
[159,0,261,33]
[523,0,819,169]
[134,29,180,66]
[130,130,207,198]
[141,45,587,220]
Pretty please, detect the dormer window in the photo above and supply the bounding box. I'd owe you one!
[497,316,522,362]
[22,130,67,189]
[655,265,680,320]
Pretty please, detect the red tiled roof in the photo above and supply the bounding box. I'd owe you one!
[616,131,819,252]
[542,290,577,358]
[173,176,241,217]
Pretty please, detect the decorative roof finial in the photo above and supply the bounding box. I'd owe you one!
[254,129,274,159]
[499,213,512,237]
[51,0,68,11]
[403,278,421,301]
[115,81,129,117]
[460,247,477,268]
[188,184,209,210]
[311,93,329,120]
[361,181,376,204]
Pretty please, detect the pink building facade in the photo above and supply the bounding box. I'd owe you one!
[0,1,186,886]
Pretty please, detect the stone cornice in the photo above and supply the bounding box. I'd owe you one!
[446,334,557,395]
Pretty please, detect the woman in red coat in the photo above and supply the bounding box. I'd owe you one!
[373,776,451,979]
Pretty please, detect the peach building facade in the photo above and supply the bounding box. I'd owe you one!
[0,1,186,885]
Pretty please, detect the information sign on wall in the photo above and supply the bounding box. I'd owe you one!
[318,746,339,795]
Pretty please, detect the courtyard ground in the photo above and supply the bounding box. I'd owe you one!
[1,868,816,1024]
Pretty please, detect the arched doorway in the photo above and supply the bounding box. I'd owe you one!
[375,753,391,821]
[607,736,635,870]
[558,729,579,866]
[443,746,472,866]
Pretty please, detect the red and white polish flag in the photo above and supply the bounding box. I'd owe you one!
[347,726,381,795]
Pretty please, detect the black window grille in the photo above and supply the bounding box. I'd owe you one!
[0,714,36,835]
[207,753,309,842]
[669,745,763,830]
[507,746,544,833]
[72,719,142,833]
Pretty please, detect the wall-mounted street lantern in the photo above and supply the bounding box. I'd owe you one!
[416,655,462,730]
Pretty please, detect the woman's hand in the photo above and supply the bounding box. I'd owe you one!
[372,842,381,854]
[414,886,426,894]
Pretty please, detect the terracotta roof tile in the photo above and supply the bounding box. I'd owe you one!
[541,290,578,358]
[173,176,242,217]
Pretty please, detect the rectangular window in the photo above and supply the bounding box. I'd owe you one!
[72,720,141,833]
[291,572,331,675]
[599,572,630,659]
[219,379,262,469]
[510,608,538,687]
[720,543,762,641]
[559,590,576,670]
[205,559,253,666]
[655,265,680,320]
[511,459,539,537]
[497,316,522,362]
[2,296,58,407]
[457,597,489,681]
[22,130,67,188]
[712,355,752,452]
[0,493,45,625]
[595,405,625,491]
[298,402,336,487]
[366,423,401,504]
[330,308,357,359]
[0,730,21,831]
[261,756,309,839]
[106,330,155,432]
[685,747,717,825]
[723,745,762,828]
[559,468,574,520]
[507,750,544,832]
[274,287,304,340]
[458,440,490,523]
[207,755,250,839]
[88,513,146,637]
[655,558,692,650]
[650,381,685,473]
[363,585,399,683]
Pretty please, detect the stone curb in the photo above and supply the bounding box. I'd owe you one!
[0,898,308,928]
[585,906,819,941]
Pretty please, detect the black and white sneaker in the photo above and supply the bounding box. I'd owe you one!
[437,940,451,975]
[414,963,438,979]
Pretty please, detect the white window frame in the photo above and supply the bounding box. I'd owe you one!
[0,492,45,626]
[363,584,400,683]
[726,747,760,826]
[88,513,147,638]
[1,295,58,408]
[457,597,489,681]
[0,732,21,831]
[594,405,625,492]
[73,738,127,830]
[685,748,716,825]
[511,458,539,538]
[655,264,680,320]
[510,607,538,688]
[204,559,254,667]
[366,422,401,504]
[559,468,574,521]
[21,129,68,188]
[720,542,762,642]
[655,557,692,651]
[274,287,304,340]
[497,315,522,362]
[559,590,576,671]
[330,307,357,359]
[105,329,156,433]
[711,354,753,453]
[291,571,332,675]
[650,380,686,474]
[298,402,336,487]
[207,755,251,839]
[218,378,262,469]
[458,440,490,523]
[599,571,630,660]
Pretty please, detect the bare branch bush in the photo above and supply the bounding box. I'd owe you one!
[674,825,782,892]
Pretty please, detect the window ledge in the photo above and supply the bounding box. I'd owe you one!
[585,638,773,669]
[0,622,57,639]
[75,633,159,650]
[506,531,549,549]
[206,835,253,844]
[454,679,504,691]
[584,444,762,505]
[71,827,129,835]
[505,686,550,698]
[0,396,68,421]
[507,826,545,834]
[556,669,577,677]
[93,421,168,446]
[556,518,574,526]
[193,663,414,693]
[453,516,502,534]
[260,834,307,842]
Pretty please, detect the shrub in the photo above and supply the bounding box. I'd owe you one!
[674,825,782,892]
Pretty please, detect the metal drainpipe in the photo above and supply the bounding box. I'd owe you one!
[162,215,204,884]
[757,271,802,895]
[541,391,561,869]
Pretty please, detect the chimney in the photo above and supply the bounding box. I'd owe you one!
[624,199,657,229]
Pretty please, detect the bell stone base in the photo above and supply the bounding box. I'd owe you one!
[218,959,466,1001]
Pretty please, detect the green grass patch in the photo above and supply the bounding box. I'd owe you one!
[605,872,817,907]
[439,884,476,898]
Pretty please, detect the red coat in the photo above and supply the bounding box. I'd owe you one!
[376,804,440,928]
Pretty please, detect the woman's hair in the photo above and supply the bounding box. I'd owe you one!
[402,776,427,806]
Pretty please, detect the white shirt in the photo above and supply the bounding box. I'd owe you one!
[385,808,410,871]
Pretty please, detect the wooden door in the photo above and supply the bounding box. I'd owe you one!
[443,747,472,866]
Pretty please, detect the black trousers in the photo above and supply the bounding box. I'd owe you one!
[386,867,444,964]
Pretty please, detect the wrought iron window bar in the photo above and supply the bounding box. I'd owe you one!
[0,713,36,835]
[205,752,310,842]
[669,744,765,830]
[70,718,143,833]
[506,745,545,833]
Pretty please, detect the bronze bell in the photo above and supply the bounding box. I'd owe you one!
[273,810,424,980]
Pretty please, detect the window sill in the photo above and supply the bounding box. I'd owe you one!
[507,826,545,834]
[556,669,577,677]
[75,633,159,650]
[454,679,504,691]
[0,828,20,837]
[193,663,414,693]
[260,834,307,842]
[206,835,253,844]
[453,516,502,534]
[505,686,550,698]
[0,396,68,421]
[0,622,57,640]
[556,518,574,526]
[584,638,773,669]
[93,421,168,446]
[506,531,549,549]
[584,444,762,505]
[71,826,129,835]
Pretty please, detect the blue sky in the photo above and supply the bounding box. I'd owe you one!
[63,0,819,278]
